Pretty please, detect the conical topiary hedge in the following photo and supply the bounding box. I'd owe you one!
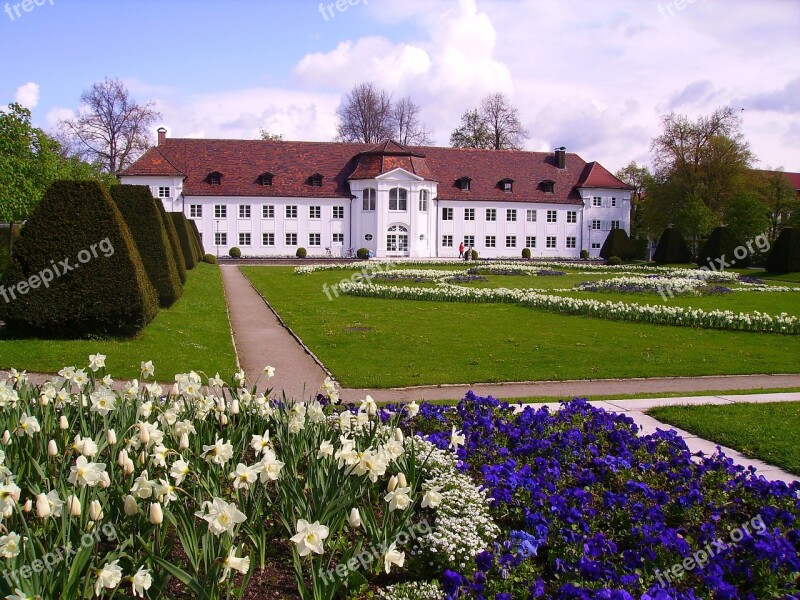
[110,185,184,307]
[765,228,800,273]
[653,227,692,264]
[188,219,205,258]
[697,227,750,269]
[599,228,636,261]
[156,201,187,284]
[169,212,198,270]
[0,180,159,336]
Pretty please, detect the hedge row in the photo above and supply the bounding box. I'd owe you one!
[169,212,198,270]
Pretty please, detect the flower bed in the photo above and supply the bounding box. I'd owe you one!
[412,394,800,599]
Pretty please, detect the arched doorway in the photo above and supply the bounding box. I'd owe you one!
[386,224,409,256]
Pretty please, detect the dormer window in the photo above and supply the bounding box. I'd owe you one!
[457,177,472,191]
[260,172,273,186]
[540,180,555,194]
[208,171,223,185]
[499,178,514,193]
[309,173,323,187]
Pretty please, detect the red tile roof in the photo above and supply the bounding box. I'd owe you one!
[121,137,632,204]
[758,170,800,191]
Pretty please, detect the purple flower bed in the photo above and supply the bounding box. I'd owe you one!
[409,394,800,599]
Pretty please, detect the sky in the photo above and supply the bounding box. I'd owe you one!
[2,0,799,174]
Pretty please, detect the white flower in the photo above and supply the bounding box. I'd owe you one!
[360,395,378,417]
[72,369,88,389]
[5,587,32,600]
[131,566,152,597]
[384,486,412,511]
[68,456,106,487]
[257,451,285,482]
[263,365,275,379]
[347,507,361,529]
[106,429,117,445]
[140,360,155,379]
[290,519,329,556]
[88,353,106,372]
[422,486,443,509]
[35,493,51,518]
[208,373,224,388]
[383,541,405,573]
[170,459,190,485]
[90,387,116,416]
[131,471,154,499]
[72,434,98,457]
[449,426,465,451]
[406,401,419,418]
[154,479,177,504]
[89,499,103,521]
[220,546,251,582]
[94,560,122,596]
[202,437,234,465]
[0,532,21,558]
[124,495,139,517]
[195,498,246,536]
[17,413,40,437]
[45,490,63,517]
[317,440,334,458]
[230,463,259,490]
[101,374,114,388]
[233,369,246,385]
[47,439,59,456]
[250,430,271,456]
[66,494,81,516]
[149,502,163,525]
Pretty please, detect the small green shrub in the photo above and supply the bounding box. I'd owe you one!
[109,185,183,308]
[203,254,217,264]
[470,249,478,260]
[580,249,589,259]
[698,227,750,269]
[653,227,692,264]
[168,213,198,269]
[765,227,800,273]
[0,180,158,336]
[600,228,636,260]
[155,201,187,284]
[521,247,531,259]
[296,247,307,258]
[356,247,370,259]
[228,247,242,258]
[607,256,623,265]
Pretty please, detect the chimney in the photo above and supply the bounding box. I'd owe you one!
[157,127,167,146]
[555,147,566,169]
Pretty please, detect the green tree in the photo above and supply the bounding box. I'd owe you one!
[757,170,798,238]
[450,94,528,150]
[615,161,653,239]
[450,109,492,149]
[258,129,284,141]
[724,189,770,243]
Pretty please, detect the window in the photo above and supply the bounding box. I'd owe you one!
[309,174,323,187]
[611,197,617,207]
[364,234,373,241]
[285,233,297,246]
[541,180,555,194]
[567,211,577,224]
[464,235,475,247]
[566,236,576,249]
[309,206,321,219]
[389,188,407,211]
[262,233,275,246]
[442,235,453,247]
[386,225,409,253]
[457,177,471,191]
[214,232,227,246]
[611,220,620,230]
[333,206,345,219]
[362,188,376,211]
[591,220,601,230]
[506,209,517,222]
[486,208,496,221]
[309,233,321,246]
[464,208,475,221]
[286,205,298,219]
[442,207,453,221]
[485,235,496,248]
[419,190,429,212]
[263,205,275,219]
[592,196,602,207]
[526,209,537,222]
[239,205,251,219]
[526,236,537,248]
[591,242,601,249]
[239,233,251,246]
[158,186,170,198]
[332,233,344,243]
[547,210,557,223]
[500,179,513,192]
[506,235,517,248]
[260,173,273,186]
[214,205,227,219]
[546,236,557,249]
[209,173,222,186]
[189,205,202,218]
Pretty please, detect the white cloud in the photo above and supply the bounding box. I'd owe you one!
[14,82,40,109]
[45,107,74,127]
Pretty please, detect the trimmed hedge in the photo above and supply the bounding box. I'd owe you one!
[765,227,800,273]
[156,201,187,284]
[599,228,636,260]
[653,227,692,264]
[203,254,217,264]
[109,186,183,308]
[168,212,198,270]
[0,180,158,336]
[357,248,370,259]
[229,247,241,258]
[522,248,531,259]
[188,219,205,259]
[296,247,307,258]
[697,227,749,269]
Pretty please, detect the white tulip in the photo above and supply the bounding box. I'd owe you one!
[124,495,139,517]
[149,502,163,525]
[347,507,361,529]
[106,429,117,445]
[47,440,58,456]
[35,493,51,518]
[89,499,103,521]
[59,415,69,430]
[66,495,81,517]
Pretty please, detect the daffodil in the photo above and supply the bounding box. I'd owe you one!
[290,519,329,556]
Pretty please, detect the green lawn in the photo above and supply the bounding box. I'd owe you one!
[647,401,800,475]
[242,266,800,388]
[0,263,238,380]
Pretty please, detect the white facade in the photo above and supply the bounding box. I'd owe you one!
[121,173,631,259]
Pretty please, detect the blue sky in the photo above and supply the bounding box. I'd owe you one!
[2,0,799,172]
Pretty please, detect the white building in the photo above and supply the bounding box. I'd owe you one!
[120,129,633,259]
